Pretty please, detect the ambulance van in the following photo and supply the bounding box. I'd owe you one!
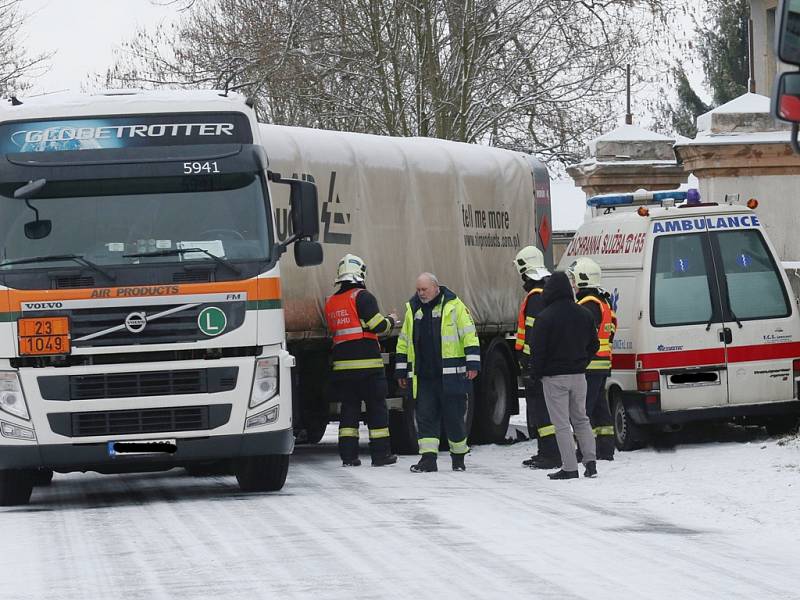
[560,189,800,449]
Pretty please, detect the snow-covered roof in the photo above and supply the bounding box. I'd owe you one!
[675,130,792,147]
[588,124,674,155]
[695,93,771,132]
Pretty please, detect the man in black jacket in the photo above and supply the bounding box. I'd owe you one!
[530,271,599,480]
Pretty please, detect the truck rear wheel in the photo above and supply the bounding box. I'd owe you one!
[471,341,513,444]
[0,470,34,506]
[612,391,647,451]
[235,455,289,492]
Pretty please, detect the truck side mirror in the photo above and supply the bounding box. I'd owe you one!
[774,72,800,122]
[776,0,800,66]
[289,179,320,240]
[294,239,323,267]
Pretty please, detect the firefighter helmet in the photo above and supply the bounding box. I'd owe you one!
[335,254,367,284]
[567,257,602,288]
[513,246,550,280]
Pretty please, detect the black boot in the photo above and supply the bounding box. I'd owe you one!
[410,453,438,473]
[342,458,362,467]
[527,454,562,469]
[451,453,466,471]
[584,460,597,478]
[372,454,398,467]
[547,469,579,480]
[596,435,616,461]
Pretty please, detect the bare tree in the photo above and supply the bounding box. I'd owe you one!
[105,0,678,164]
[0,0,50,97]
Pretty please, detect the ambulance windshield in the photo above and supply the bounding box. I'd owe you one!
[651,230,789,327]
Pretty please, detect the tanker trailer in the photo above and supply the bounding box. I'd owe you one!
[262,124,553,450]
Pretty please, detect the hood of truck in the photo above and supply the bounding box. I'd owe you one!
[0,276,285,357]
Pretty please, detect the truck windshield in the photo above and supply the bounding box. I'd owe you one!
[0,173,271,270]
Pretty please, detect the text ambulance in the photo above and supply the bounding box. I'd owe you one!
[560,190,800,449]
[0,90,321,504]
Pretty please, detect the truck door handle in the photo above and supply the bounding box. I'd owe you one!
[719,328,732,344]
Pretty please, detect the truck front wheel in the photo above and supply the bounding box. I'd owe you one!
[471,342,513,444]
[0,469,34,506]
[235,455,289,492]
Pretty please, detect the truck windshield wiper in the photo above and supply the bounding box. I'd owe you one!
[123,248,241,275]
[0,254,116,281]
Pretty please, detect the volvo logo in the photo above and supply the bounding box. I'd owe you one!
[124,312,147,333]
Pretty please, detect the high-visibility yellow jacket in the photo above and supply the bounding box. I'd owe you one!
[395,286,480,398]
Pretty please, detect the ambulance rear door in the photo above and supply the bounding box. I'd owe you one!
[645,219,729,410]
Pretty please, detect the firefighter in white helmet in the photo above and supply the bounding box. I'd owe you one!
[568,257,618,461]
[324,254,398,467]
[513,246,560,469]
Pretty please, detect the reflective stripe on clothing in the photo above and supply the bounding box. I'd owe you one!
[538,424,556,437]
[369,427,390,439]
[448,437,469,455]
[578,294,617,371]
[515,288,543,351]
[339,427,360,438]
[587,359,611,370]
[332,358,385,371]
[593,425,614,436]
[418,437,439,454]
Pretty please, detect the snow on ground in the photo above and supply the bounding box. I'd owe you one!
[1,412,799,600]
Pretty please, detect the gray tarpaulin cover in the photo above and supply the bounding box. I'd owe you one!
[260,124,549,337]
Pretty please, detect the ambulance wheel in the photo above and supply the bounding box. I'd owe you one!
[0,469,34,506]
[471,342,513,444]
[235,455,289,492]
[612,391,647,451]
[389,396,419,455]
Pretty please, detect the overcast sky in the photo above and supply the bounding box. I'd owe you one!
[20,0,178,96]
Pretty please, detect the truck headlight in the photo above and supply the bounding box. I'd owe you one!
[250,357,279,408]
[0,372,28,420]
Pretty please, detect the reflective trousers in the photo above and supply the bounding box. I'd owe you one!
[525,379,559,458]
[415,376,469,455]
[585,372,615,459]
[333,372,391,462]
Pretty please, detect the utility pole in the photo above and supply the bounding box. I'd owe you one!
[625,64,633,125]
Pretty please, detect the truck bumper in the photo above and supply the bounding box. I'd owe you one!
[621,391,800,425]
[0,428,294,473]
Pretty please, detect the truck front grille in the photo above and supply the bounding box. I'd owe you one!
[47,404,232,437]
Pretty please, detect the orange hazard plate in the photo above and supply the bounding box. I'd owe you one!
[18,317,71,355]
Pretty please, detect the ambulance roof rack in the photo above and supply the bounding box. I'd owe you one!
[586,188,699,208]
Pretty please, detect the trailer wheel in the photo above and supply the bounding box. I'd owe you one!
[389,396,419,455]
[235,455,289,492]
[765,415,800,437]
[32,468,54,487]
[471,341,513,444]
[0,469,34,506]
[612,391,647,451]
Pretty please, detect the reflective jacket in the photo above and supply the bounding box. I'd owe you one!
[577,293,617,372]
[325,286,391,373]
[395,286,480,398]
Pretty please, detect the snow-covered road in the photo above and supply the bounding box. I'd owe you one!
[2,421,799,600]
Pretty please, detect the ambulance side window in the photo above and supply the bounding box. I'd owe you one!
[714,230,790,320]
[651,234,714,326]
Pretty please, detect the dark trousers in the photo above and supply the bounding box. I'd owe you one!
[585,372,615,459]
[416,376,468,455]
[526,379,559,458]
[333,372,391,461]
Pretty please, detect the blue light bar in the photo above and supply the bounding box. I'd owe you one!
[587,189,694,207]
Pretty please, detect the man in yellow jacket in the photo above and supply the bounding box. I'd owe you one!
[395,273,480,472]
